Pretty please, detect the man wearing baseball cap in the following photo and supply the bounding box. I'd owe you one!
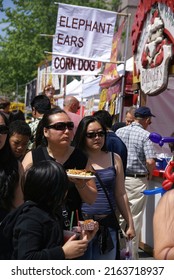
[116,106,156,259]
[134,106,156,118]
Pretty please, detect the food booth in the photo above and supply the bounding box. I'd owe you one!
[131,0,174,254]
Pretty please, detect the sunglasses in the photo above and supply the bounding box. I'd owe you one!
[45,86,54,91]
[86,131,105,139]
[0,125,9,134]
[46,122,74,131]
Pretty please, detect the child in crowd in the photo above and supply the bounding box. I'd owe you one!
[2,160,98,259]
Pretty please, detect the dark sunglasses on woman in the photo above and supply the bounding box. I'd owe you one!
[46,122,74,131]
[86,131,105,139]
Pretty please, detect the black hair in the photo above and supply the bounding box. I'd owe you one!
[35,107,68,147]
[9,110,25,123]
[0,112,21,211]
[9,120,31,138]
[0,111,9,126]
[0,99,10,110]
[0,156,19,211]
[23,160,69,216]
[31,95,51,114]
[112,122,126,132]
[0,112,14,164]
[93,110,112,128]
[73,115,107,152]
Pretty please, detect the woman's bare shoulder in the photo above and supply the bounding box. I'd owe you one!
[159,189,174,205]
[154,189,174,220]
[22,150,33,170]
[113,152,122,165]
[113,152,121,160]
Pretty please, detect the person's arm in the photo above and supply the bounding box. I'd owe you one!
[114,153,135,239]
[12,183,24,208]
[69,177,97,204]
[153,189,174,260]
[14,208,94,260]
[12,162,24,209]
[146,158,156,180]
[22,150,33,171]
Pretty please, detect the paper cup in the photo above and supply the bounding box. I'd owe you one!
[63,230,80,243]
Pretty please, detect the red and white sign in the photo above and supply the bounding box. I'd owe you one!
[132,0,174,96]
[99,19,126,88]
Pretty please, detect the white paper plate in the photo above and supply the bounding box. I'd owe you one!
[67,173,95,179]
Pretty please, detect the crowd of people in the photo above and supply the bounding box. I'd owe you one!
[1,87,173,260]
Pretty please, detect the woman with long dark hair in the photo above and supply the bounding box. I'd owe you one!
[0,112,24,259]
[73,116,135,260]
[0,112,23,211]
[3,160,98,259]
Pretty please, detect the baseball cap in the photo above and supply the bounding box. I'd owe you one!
[134,106,155,118]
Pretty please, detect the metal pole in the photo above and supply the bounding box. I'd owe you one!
[16,81,18,108]
[118,14,131,122]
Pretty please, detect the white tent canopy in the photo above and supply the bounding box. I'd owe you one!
[65,76,101,98]
[65,79,82,98]
[61,57,134,113]
[64,57,134,98]
[64,76,101,112]
[117,56,133,75]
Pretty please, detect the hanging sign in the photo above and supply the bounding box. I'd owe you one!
[52,55,102,75]
[52,3,117,63]
[132,1,174,96]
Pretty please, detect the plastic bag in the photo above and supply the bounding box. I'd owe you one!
[120,239,133,260]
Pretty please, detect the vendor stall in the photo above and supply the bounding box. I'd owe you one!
[131,0,174,254]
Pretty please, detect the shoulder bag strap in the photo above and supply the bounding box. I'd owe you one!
[91,164,122,233]
[91,165,123,260]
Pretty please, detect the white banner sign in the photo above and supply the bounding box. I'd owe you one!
[53,3,117,62]
[52,55,102,75]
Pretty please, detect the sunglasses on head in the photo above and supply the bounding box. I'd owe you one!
[46,122,74,131]
[86,131,105,139]
[0,125,8,134]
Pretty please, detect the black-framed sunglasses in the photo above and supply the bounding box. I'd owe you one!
[46,122,74,131]
[86,131,105,139]
[0,125,9,134]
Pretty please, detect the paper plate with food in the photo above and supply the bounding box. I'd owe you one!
[67,169,95,179]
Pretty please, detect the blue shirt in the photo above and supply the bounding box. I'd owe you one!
[106,131,127,175]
